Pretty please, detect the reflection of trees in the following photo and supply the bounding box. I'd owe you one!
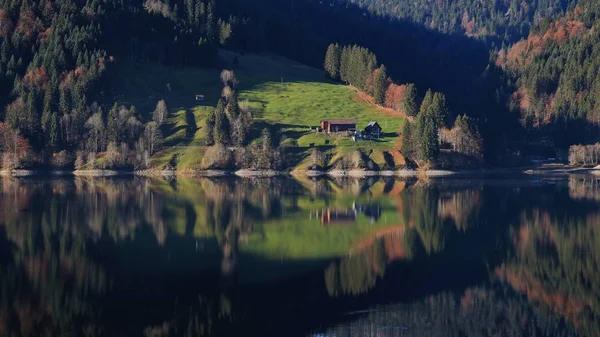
[0,177,240,337]
[438,188,481,230]
[498,208,600,336]
[316,286,580,337]
[400,186,447,253]
[325,228,422,296]
[200,178,297,276]
[324,182,487,297]
[569,176,600,202]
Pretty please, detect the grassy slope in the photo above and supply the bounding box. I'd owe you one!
[111,51,405,170]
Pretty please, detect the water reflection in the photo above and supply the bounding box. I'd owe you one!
[0,176,598,336]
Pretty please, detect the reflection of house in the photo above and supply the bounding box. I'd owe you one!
[313,202,382,225]
[320,119,356,133]
[364,121,382,139]
[354,202,381,224]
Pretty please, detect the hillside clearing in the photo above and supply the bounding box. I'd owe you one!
[111,51,405,170]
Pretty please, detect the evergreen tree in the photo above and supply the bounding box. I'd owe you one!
[401,121,415,159]
[324,43,341,79]
[416,111,439,163]
[403,83,419,117]
[420,89,434,116]
[214,99,230,144]
[106,103,119,144]
[339,46,350,83]
[373,65,387,105]
[49,111,59,148]
[431,92,450,127]
[205,109,216,145]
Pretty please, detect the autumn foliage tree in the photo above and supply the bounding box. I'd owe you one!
[385,83,406,111]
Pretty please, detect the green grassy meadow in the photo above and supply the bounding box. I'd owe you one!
[111,51,405,170]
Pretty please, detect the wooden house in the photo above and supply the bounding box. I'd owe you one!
[320,119,356,133]
[364,121,382,139]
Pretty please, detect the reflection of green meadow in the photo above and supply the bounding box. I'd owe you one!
[153,178,403,260]
[242,198,401,260]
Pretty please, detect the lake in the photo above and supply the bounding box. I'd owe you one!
[0,175,599,336]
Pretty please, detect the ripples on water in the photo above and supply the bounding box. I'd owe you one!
[0,175,599,336]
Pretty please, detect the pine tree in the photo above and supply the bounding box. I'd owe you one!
[324,43,340,79]
[401,121,414,159]
[106,103,119,144]
[49,111,59,148]
[403,83,419,117]
[205,109,216,145]
[214,99,230,144]
[416,111,439,163]
[431,92,450,127]
[420,89,434,116]
[206,0,216,40]
[373,65,387,105]
[339,46,350,83]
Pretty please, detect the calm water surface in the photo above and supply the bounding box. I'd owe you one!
[1,175,599,336]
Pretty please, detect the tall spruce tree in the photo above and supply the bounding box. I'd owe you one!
[373,65,387,105]
[214,99,230,144]
[205,109,216,145]
[420,89,434,116]
[324,43,341,79]
[431,92,450,127]
[416,111,439,163]
[401,121,415,159]
[403,83,419,117]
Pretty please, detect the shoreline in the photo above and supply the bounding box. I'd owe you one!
[0,164,598,178]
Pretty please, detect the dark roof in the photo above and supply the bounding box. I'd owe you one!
[321,119,356,125]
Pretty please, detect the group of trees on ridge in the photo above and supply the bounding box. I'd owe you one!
[325,43,484,167]
[202,69,284,170]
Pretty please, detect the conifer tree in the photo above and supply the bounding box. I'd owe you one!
[214,99,230,144]
[420,89,434,116]
[106,103,119,144]
[205,109,216,145]
[401,121,415,159]
[373,65,387,105]
[339,46,350,83]
[416,109,439,163]
[324,43,341,79]
[431,92,450,127]
[403,83,419,117]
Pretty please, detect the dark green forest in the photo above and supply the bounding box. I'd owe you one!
[1,0,600,167]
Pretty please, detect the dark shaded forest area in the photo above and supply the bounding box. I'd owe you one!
[1,0,599,166]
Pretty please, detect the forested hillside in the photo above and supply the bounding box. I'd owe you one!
[1,0,600,169]
[0,0,259,167]
[497,0,600,147]
[340,0,576,45]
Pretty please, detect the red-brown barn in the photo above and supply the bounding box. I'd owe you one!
[320,119,356,133]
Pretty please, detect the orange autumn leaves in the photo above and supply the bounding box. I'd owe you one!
[497,6,589,69]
